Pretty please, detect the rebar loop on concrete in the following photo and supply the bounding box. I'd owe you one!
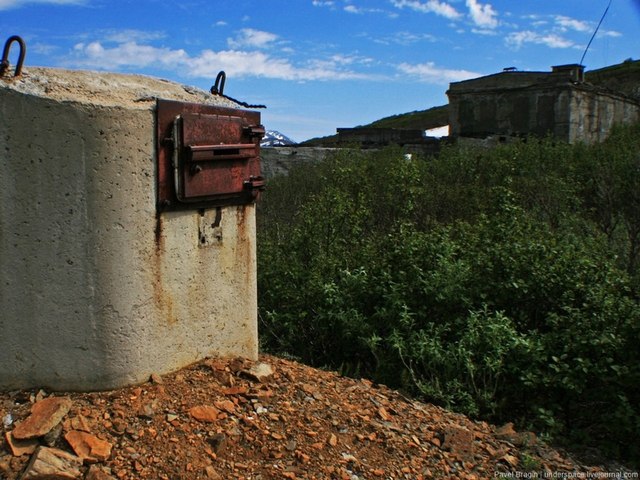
[0,36,26,78]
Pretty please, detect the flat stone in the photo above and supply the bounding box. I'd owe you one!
[19,446,82,479]
[189,406,220,423]
[378,406,391,422]
[5,431,39,457]
[85,464,117,480]
[244,362,274,383]
[12,397,72,440]
[67,415,92,433]
[443,425,474,461]
[64,430,113,463]
[137,403,155,419]
[214,400,236,414]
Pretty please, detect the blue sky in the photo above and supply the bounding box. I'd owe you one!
[2,0,639,142]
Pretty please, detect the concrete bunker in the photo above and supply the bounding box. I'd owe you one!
[447,64,640,144]
[0,67,263,391]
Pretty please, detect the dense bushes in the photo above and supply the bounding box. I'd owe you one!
[256,124,640,463]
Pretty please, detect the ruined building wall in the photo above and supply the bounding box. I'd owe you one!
[448,85,566,139]
[448,71,640,143]
[564,88,640,143]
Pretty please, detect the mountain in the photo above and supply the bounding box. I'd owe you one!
[585,58,640,98]
[261,130,297,147]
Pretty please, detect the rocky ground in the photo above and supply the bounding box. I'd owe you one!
[0,354,634,480]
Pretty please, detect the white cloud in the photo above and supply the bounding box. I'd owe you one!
[69,40,373,82]
[553,15,621,38]
[305,53,375,72]
[554,15,591,33]
[505,30,537,48]
[397,61,481,83]
[31,42,59,55]
[393,31,437,44]
[505,30,575,49]
[471,28,497,36]
[0,0,84,9]
[344,5,384,14]
[602,30,622,38]
[312,0,334,6]
[466,0,498,29]
[531,20,549,28]
[390,0,462,20]
[540,34,576,49]
[227,28,279,49]
[504,12,624,53]
[189,50,298,79]
[191,50,370,81]
[359,30,436,46]
[100,29,165,44]
[72,42,189,69]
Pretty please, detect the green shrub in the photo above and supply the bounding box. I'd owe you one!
[257,130,640,463]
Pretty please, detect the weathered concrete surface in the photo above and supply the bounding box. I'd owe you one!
[0,68,258,391]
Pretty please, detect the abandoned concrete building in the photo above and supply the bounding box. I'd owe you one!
[332,63,640,150]
[335,127,442,154]
[447,64,640,144]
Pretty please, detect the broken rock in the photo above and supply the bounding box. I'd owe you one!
[19,446,82,480]
[189,405,220,423]
[12,397,72,440]
[64,430,113,463]
[66,415,92,434]
[496,422,538,447]
[5,432,39,457]
[85,464,116,480]
[243,362,274,383]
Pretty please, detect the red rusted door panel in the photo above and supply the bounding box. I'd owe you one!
[156,99,265,211]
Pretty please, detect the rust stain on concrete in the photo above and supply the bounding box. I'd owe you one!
[150,213,176,326]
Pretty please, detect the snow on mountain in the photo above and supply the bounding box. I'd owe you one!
[261,130,297,147]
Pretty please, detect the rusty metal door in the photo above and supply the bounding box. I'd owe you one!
[156,99,265,212]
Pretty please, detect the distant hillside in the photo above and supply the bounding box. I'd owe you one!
[365,104,449,130]
[300,104,448,146]
[586,58,640,98]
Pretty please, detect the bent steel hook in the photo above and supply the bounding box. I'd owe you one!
[0,36,26,78]
[210,71,226,95]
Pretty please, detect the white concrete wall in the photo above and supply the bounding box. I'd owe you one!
[0,68,258,391]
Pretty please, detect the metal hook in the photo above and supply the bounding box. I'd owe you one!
[0,36,26,78]
[210,71,226,95]
[208,70,266,108]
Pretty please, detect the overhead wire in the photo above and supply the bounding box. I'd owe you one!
[579,0,613,66]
